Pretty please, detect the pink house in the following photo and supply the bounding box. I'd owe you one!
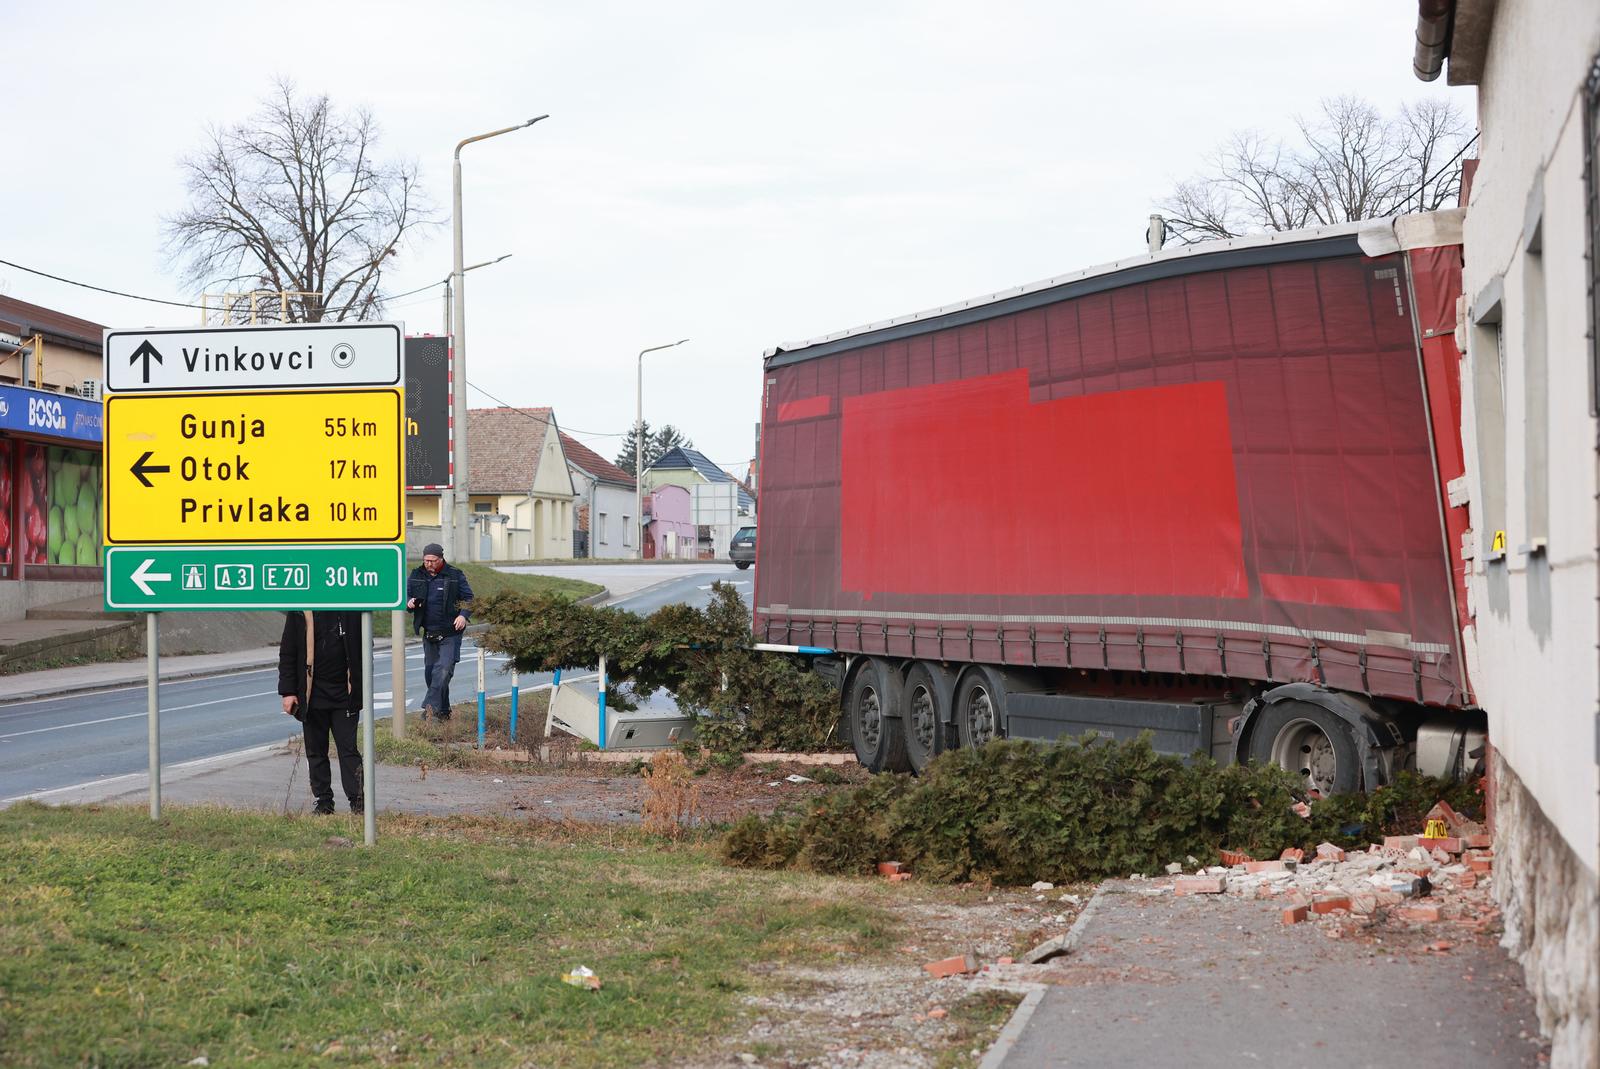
[643,485,695,559]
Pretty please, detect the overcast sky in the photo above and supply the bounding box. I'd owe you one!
[3,2,1472,480]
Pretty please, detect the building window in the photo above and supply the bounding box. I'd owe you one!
[1522,210,1548,545]
[1471,280,1507,559]
[474,501,492,513]
[597,512,608,543]
[406,510,414,525]
[623,516,631,546]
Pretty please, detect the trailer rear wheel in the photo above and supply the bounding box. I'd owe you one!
[902,663,949,773]
[1248,701,1360,795]
[846,658,910,773]
[954,668,1004,750]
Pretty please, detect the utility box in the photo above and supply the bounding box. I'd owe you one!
[545,674,695,750]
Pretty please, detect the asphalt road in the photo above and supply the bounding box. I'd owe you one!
[604,564,751,615]
[0,638,530,800]
[0,565,748,801]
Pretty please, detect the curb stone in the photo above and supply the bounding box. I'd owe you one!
[982,885,1107,1066]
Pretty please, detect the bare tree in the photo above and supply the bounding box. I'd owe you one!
[1157,95,1473,245]
[165,79,435,321]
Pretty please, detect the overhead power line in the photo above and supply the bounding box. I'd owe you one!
[0,254,448,313]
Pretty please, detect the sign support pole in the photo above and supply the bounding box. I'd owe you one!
[391,610,407,739]
[362,612,376,846]
[146,613,160,820]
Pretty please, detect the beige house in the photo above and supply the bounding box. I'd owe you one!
[0,296,104,395]
[405,407,575,561]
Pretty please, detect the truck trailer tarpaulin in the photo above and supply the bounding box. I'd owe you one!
[754,211,1477,788]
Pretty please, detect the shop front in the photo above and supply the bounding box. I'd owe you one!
[0,383,104,588]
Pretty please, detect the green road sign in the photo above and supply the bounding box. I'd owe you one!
[105,544,405,611]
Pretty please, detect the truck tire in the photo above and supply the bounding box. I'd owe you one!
[734,561,751,570]
[902,663,951,774]
[846,658,910,773]
[954,667,1005,750]
[1247,700,1361,795]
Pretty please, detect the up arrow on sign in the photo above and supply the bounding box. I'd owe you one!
[129,339,164,384]
[129,558,172,596]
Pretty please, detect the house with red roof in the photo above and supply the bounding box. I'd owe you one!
[559,432,636,558]
[408,406,575,560]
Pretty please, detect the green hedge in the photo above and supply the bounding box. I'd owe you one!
[722,735,1481,884]
[478,584,840,753]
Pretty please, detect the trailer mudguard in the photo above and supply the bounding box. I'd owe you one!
[1234,682,1404,790]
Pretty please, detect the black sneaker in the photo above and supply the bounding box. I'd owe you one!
[313,799,336,815]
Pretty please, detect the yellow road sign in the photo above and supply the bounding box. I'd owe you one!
[105,389,404,544]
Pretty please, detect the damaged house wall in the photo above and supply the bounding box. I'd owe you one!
[1447,0,1600,1062]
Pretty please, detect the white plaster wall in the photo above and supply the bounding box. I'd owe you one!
[589,483,635,558]
[1459,0,1600,875]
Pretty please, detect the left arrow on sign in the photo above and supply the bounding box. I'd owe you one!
[130,450,171,488]
[130,340,164,384]
[130,558,173,596]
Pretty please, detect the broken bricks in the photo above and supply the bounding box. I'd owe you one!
[1174,875,1227,895]
[923,952,980,979]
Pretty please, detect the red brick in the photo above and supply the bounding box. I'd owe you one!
[1383,835,1419,851]
[923,953,978,979]
[1396,904,1443,923]
[1281,905,1308,925]
[877,861,905,876]
[1174,875,1227,895]
[1279,847,1305,863]
[927,1007,948,1020]
[1218,849,1253,866]
[997,956,1015,965]
[1467,857,1493,874]
[1244,860,1287,874]
[1464,833,1492,850]
[887,872,912,883]
[1316,842,1347,862]
[1418,836,1462,854]
[1454,871,1478,890]
[1310,896,1352,914]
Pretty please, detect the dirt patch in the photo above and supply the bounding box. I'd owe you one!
[451,754,873,827]
[683,884,1089,1068]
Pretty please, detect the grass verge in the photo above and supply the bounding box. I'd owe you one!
[0,804,899,1068]
[372,564,601,638]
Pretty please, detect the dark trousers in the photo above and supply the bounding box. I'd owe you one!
[303,702,363,806]
[423,633,462,716]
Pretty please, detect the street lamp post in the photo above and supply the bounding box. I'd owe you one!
[447,115,547,561]
[443,254,513,336]
[635,339,689,559]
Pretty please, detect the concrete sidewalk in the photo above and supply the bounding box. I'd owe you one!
[0,644,285,703]
[995,881,1546,1068]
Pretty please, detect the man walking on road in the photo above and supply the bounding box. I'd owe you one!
[406,543,473,720]
[277,610,365,814]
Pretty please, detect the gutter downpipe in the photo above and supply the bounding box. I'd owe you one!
[1413,0,1453,82]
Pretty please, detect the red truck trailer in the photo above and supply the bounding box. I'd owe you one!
[754,211,1481,793]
